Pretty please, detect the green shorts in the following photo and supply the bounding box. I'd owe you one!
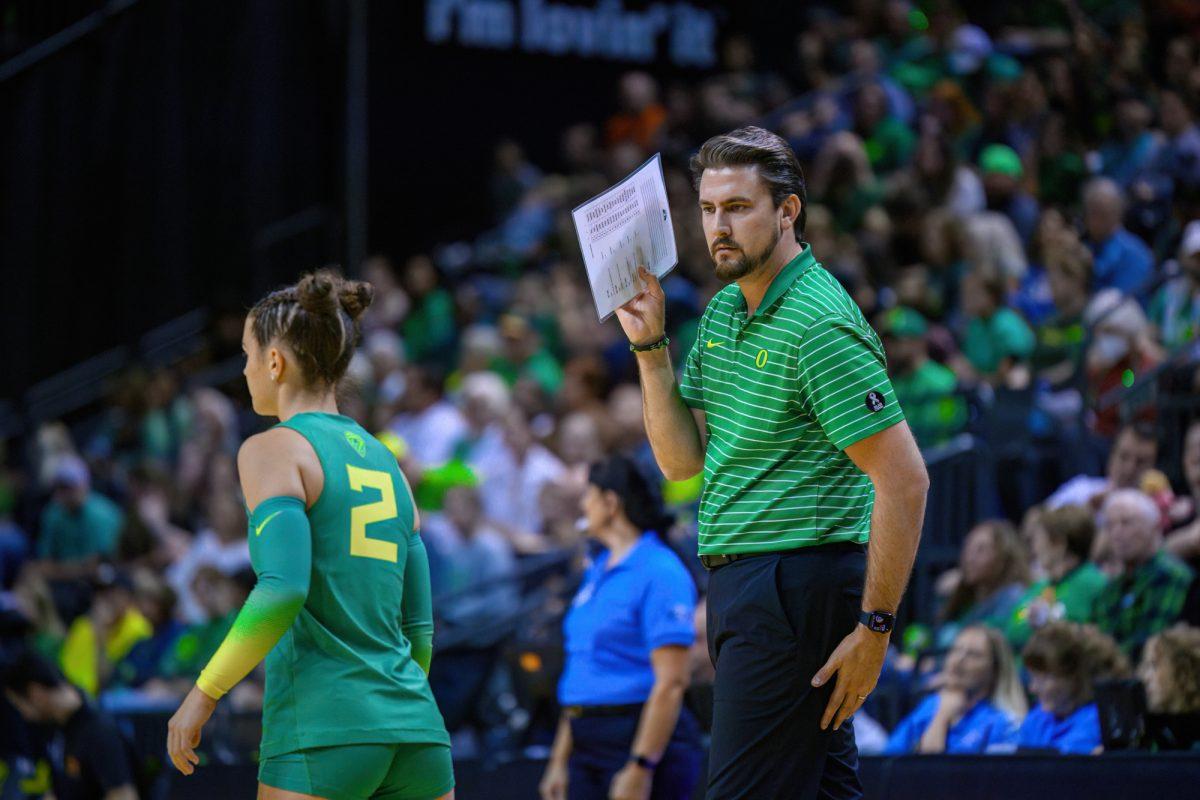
[259,742,454,800]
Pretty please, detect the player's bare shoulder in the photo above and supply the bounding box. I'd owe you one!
[238,427,321,508]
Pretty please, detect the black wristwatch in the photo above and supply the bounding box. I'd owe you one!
[859,610,895,634]
[629,754,658,771]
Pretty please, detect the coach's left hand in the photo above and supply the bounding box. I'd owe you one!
[811,625,889,731]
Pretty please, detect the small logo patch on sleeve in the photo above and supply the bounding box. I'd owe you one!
[865,390,886,412]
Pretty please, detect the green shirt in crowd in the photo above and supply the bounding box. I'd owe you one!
[1004,562,1109,651]
[679,245,905,555]
[1032,312,1085,378]
[963,308,1036,375]
[1095,551,1194,657]
[37,492,124,562]
[891,359,967,447]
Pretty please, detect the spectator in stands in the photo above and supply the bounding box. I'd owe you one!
[1148,90,1200,199]
[493,314,564,397]
[884,625,1025,754]
[1018,622,1129,754]
[477,408,565,541]
[165,491,250,624]
[32,456,123,579]
[1138,624,1200,751]
[852,81,914,173]
[877,306,966,447]
[1,650,141,800]
[935,520,1030,651]
[541,456,700,800]
[953,267,1035,388]
[1139,624,1200,715]
[1099,95,1160,190]
[399,253,457,364]
[1005,505,1108,651]
[387,365,469,472]
[58,570,151,697]
[1083,288,1162,437]
[1168,420,1200,626]
[605,71,667,150]
[1149,219,1200,352]
[108,569,184,691]
[1046,422,1159,512]
[979,144,1039,249]
[1031,226,1092,388]
[1082,178,1154,298]
[1094,490,1194,657]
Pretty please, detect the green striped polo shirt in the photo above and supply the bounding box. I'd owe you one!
[678,244,905,555]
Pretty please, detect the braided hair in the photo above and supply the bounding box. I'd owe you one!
[249,269,374,389]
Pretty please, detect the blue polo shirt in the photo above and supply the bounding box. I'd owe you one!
[1017,703,1100,754]
[883,694,1019,754]
[558,532,697,706]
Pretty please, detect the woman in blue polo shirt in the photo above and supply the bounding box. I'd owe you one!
[885,625,1026,754]
[539,455,701,800]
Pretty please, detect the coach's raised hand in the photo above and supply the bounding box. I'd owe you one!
[615,265,666,347]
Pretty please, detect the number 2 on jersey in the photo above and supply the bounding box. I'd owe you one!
[346,465,399,562]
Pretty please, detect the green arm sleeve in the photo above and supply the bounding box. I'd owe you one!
[402,531,434,674]
[196,496,311,700]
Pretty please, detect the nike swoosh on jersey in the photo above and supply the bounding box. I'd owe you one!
[706,339,724,349]
[254,510,284,537]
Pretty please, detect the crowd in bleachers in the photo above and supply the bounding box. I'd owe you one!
[4,0,1200,782]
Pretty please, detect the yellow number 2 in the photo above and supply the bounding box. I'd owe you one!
[346,465,399,563]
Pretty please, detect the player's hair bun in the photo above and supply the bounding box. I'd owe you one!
[339,280,375,322]
[296,270,340,316]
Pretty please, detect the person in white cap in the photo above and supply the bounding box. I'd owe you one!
[1148,219,1200,351]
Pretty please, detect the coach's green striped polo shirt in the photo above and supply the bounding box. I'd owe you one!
[678,244,905,555]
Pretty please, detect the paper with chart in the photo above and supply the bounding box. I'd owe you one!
[572,153,678,321]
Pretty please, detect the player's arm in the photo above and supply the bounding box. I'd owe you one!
[398,469,434,674]
[168,429,315,775]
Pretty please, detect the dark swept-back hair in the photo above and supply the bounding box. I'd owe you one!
[588,454,674,538]
[249,268,375,388]
[689,125,807,241]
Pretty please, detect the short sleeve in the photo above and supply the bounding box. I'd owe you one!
[798,315,905,450]
[83,718,134,789]
[994,310,1035,360]
[677,321,705,410]
[640,560,697,650]
[883,695,935,754]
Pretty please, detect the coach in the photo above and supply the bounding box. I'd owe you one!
[615,126,928,800]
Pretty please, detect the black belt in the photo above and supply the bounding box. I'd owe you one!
[563,703,644,719]
[699,541,865,571]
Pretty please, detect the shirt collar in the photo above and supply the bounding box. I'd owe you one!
[746,243,817,319]
[592,531,660,575]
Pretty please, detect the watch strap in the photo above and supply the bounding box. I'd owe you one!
[630,754,658,771]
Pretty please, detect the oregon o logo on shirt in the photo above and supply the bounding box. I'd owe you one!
[755,349,769,368]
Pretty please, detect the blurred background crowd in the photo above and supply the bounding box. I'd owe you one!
[4,0,1200,795]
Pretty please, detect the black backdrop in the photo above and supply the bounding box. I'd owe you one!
[0,0,807,399]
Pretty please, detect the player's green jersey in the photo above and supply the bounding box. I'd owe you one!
[260,412,449,757]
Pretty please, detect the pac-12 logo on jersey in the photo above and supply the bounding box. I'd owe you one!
[344,431,367,458]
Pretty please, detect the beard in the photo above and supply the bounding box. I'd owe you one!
[712,227,781,284]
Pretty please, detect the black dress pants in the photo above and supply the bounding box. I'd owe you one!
[705,543,866,800]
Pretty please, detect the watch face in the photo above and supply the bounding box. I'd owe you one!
[865,612,893,632]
